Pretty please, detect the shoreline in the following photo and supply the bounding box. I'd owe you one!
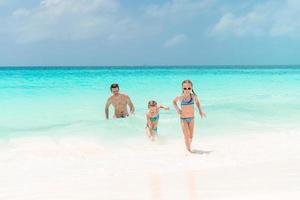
[0,130,299,199]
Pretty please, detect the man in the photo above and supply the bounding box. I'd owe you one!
[105,83,135,119]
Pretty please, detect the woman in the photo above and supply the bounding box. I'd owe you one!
[173,80,206,152]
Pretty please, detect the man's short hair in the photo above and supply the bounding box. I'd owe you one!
[110,83,119,91]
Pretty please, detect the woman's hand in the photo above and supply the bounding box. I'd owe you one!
[200,111,206,118]
[177,109,182,115]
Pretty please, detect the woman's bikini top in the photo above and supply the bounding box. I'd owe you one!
[180,94,194,107]
[149,113,160,123]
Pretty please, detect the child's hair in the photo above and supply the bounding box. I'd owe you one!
[182,80,197,95]
[148,100,157,108]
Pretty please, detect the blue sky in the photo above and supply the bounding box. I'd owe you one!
[0,0,300,66]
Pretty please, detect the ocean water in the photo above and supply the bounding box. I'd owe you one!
[1,66,300,141]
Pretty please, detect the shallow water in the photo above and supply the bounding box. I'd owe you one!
[1,66,300,140]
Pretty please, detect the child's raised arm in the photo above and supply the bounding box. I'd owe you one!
[159,105,170,111]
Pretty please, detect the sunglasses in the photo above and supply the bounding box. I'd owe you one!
[183,87,191,90]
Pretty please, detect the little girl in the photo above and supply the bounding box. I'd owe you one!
[173,80,206,152]
[145,100,169,141]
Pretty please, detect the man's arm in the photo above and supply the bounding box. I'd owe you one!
[105,98,111,119]
[127,96,135,114]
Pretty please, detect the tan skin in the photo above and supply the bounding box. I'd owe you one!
[173,82,206,152]
[105,87,135,119]
[145,105,169,141]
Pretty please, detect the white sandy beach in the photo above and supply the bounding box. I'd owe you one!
[0,130,299,200]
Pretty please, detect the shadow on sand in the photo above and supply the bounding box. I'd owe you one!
[191,149,213,155]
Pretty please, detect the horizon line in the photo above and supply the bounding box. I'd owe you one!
[1,64,300,68]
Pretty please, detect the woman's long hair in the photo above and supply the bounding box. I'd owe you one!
[182,80,196,96]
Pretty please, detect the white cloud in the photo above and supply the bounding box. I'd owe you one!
[12,8,31,17]
[211,0,300,37]
[8,0,140,43]
[163,34,187,48]
[146,0,213,20]
[4,0,214,44]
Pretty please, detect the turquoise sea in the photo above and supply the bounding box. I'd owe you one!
[1,66,300,140]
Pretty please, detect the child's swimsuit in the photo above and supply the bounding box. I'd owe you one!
[146,113,159,132]
[180,94,194,123]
